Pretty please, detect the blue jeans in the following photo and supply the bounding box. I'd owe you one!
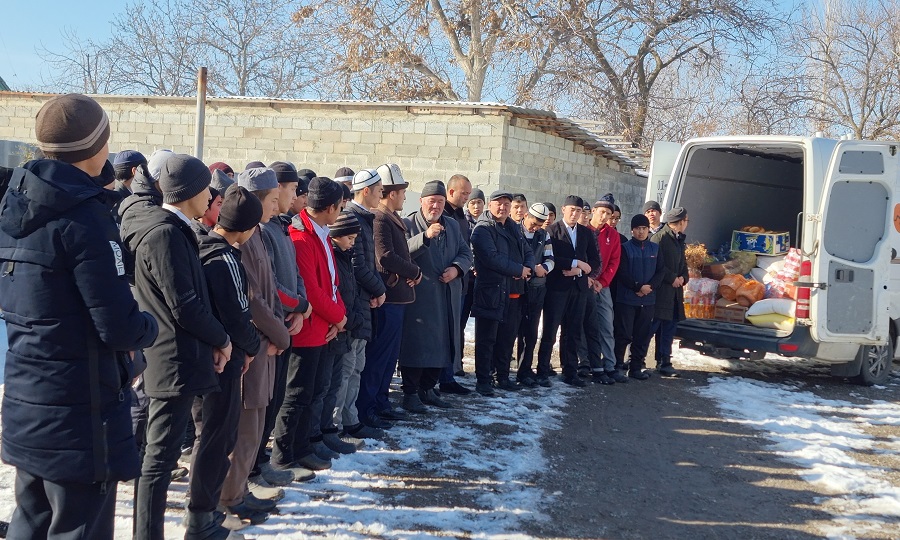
[579,287,617,372]
[358,304,405,420]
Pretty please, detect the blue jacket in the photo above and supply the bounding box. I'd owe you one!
[470,212,534,321]
[0,160,158,484]
[616,237,665,307]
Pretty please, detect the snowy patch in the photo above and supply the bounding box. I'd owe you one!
[689,366,900,538]
[0,317,575,538]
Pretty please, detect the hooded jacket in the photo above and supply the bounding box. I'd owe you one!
[345,201,386,340]
[0,160,159,484]
[651,224,690,321]
[120,193,230,398]
[197,230,262,379]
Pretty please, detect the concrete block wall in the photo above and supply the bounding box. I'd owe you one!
[498,118,646,221]
[0,94,643,214]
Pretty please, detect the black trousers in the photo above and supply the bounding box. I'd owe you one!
[8,469,117,540]
[400,366,441,394]
[252,347,290,476]
[188,375,241,513]
[537,287,587,379]
[309,352,342,440]
[516,285,546,379]
[474,296,521,384]
[271,346,323,466]
[134,393,195,540]
[613,303,655,372]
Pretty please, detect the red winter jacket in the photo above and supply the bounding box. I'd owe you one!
[289,210,346,347]
[590,223,621,288]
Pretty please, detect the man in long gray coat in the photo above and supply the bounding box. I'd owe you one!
[400,180,473,413]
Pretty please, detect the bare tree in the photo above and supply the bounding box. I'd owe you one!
[40,0,312,98]
[793,0,900,140]
[545,0,785,147]
[295,0,564,102]
[38,29,124,94]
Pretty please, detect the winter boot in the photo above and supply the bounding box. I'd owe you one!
[257,462,293,487]
[419,388,454,408]
[312,440,340,461]
[657,356,680,377]
[323,431,358,454]
[402,392,429,414]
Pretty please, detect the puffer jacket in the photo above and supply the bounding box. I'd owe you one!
[0,160,158,484]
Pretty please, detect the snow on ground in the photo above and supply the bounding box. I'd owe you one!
[676,344,900,539]
[0,319,578,538]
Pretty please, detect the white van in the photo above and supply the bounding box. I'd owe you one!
[649,135,897,385]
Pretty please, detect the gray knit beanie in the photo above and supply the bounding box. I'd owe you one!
[158,154,212,204]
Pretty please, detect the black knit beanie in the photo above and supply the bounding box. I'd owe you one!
[631,214,650,229]
[308,177,343,210]
[35,94,110,163]
[158,154,212,204]
[329,210,361,238]
[270,161,300,184]
[594,193,615,210]
[217,184,263,232]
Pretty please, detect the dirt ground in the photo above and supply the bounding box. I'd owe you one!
[521,354,900,540]
[364,344,900,540]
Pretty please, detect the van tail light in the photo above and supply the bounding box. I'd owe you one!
[795,260,812,319]
[778,343,799,353]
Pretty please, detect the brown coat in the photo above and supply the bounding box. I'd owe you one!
[240,226,291,409]
[373,203,421,305]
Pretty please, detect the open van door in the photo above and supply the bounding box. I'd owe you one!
[645,141,682,204]
[809,141,895,345]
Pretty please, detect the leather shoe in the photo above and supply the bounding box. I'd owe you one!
[592,372,615,385]
[610,370,629,383]
[629,370,651,380]
[563,376,587,387]
[296,453,331,471]
[495,379,521,392]
[243,492,277,513]
[535,376,552,388]
[439,381,472,395]
[345,423,385,439]
[475,382,496,397]
[376,408,408,421]
[362,415,393,429]
[420,388,454,408]
[271,461,316,482]
[226,502,269,525]
[518,376,537,388]
[402,393,429,414]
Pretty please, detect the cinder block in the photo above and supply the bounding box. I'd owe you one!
[273,116,293,129]
[447,123,470,136]
[360,132,381,144]
[355,143,376,155]
[469,124,493,136]
[382,132,404,144]
[255,139,275,151]
[423,134,446,147]
[312,118,332,130]
[320,131,341,142]
[424,123,446,135]
[395,145,419,157]
[293,118,312,130]
[351,119,373,132]
[341,131,361,143]
[333,142,356,154]
[274,139,293,151]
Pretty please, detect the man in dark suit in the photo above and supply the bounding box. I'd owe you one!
[536,195,602,387]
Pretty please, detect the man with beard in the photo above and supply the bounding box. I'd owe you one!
[400,181,473,411]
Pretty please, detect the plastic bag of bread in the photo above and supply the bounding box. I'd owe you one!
[718,274,747,301]
[735,279,766,307]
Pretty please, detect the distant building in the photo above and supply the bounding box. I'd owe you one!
[0,76,9,92]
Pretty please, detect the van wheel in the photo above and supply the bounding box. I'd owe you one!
[852,337,894,386]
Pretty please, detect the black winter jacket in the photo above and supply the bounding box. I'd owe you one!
[651,225,690,321]
[346,201,385,339]
[470,212,534,321]
[120,197,230,398]
[327,243,366,354]
[0,160,158,485]
[197,230,262,378]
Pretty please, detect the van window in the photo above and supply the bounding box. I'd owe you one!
[822,180,888,263]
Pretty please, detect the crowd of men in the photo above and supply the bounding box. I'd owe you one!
[0,94,690,540]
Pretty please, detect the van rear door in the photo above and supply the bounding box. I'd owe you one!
[646,141,682,204]
[810,141,895,345]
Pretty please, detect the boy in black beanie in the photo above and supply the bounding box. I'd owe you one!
[188,185,265,537]
[614,214,665,380]
[307,211,366,460]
